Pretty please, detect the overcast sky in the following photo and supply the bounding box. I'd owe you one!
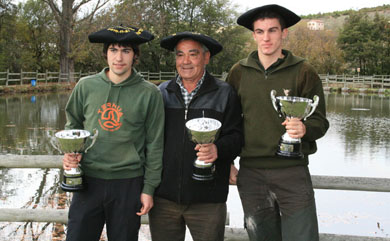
[230,0,389,15]
[11,0,389,16]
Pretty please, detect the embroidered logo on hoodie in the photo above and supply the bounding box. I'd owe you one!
[98,103,123,131]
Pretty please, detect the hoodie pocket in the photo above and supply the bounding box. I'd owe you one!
[84,138,142,172]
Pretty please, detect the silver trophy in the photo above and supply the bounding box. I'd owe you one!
[185,117,221,181]
[49,129,98,192]
[270,90,319,159]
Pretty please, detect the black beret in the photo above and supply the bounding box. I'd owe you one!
[160,32,223,57]
[88,25,154,45]
[237,4,301,31]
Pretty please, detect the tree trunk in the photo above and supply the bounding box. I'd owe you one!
[44,0,108,81]
[59,0,74,82]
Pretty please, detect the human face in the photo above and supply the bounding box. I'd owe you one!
[106,44,134,82]
[252,18,288,58]
[175,39,210,83]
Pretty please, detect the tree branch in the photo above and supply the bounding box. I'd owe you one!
[72,0,90,14]
[42,0,61,24]
[75,0,110,23]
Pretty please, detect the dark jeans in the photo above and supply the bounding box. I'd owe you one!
[148,197,226,241]
[237,166,319,241]
[66,176,143,241]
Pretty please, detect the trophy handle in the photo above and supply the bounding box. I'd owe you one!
[270,90,282,117]
[304,95,319,121]
[47,130,62,153]
[84,129,98,153]
[270,90,278,111]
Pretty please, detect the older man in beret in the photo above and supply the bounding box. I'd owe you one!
[226,4,329,241]
[62,25,164,241]
[148,32,243,241]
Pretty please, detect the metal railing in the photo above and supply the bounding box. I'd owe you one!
[1,155,390,241]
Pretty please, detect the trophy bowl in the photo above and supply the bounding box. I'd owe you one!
[49,129,98,192]
[271,90,319,159]
[54,130,92,153]
[185,118,221,181]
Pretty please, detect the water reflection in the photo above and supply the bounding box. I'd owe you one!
[311,92,390,178]
[0,91,390,239]
[0,93,68,155]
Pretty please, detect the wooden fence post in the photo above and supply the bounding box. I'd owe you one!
[6,69,9,86]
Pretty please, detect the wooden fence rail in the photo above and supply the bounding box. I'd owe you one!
[319,74,390,90]
[0,70,225,85]
[1,155,390,241]
[3,70,390,89]
[0,70,98,85]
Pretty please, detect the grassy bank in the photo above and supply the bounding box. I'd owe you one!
[0,83,76,95]
[0,80,166,96]
[323,86,390,95]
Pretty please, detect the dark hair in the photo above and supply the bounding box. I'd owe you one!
[103,42,140,64]
[252,11,286,30]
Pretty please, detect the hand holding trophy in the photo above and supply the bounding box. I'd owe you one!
[270,90,319,159]
[49,129,98,191]
[185,117,221,181]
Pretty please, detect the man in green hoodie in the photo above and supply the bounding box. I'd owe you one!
[62,25,164,241]
[226,5,329,241]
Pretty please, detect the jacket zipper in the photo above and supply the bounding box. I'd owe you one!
[179,94,199,203]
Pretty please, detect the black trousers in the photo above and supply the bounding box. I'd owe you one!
[66,176,143,241]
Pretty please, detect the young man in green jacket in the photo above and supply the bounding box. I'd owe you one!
[62,25,164,241]
[227,4,329,241]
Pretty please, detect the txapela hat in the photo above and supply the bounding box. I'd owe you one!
[88,25,154,45]
[160,32,223,57]
[237,4,301,31]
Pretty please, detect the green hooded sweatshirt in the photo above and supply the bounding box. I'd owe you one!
[65,68,164,195]
[227,50,329,169]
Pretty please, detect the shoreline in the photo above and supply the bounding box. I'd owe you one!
[1,82,389,96]
[0,81,164,96]
[324,86,390,95]
[0,83,75,96]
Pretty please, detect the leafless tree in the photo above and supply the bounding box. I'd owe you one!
[42,0,109,82]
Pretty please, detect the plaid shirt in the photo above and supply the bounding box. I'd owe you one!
[176,71,206,108]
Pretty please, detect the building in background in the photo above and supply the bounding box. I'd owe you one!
[307,20,324,30]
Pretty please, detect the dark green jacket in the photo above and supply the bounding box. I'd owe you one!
[65,68,164,195]
[226,50,329,169]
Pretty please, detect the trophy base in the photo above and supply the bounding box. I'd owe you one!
[60,182,84,192]
[276,139,304,159]
[192,160,214,181]
[61,174,84,192]
[192,174,214,181]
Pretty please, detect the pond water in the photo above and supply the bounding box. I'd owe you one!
[0,91,390,240]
